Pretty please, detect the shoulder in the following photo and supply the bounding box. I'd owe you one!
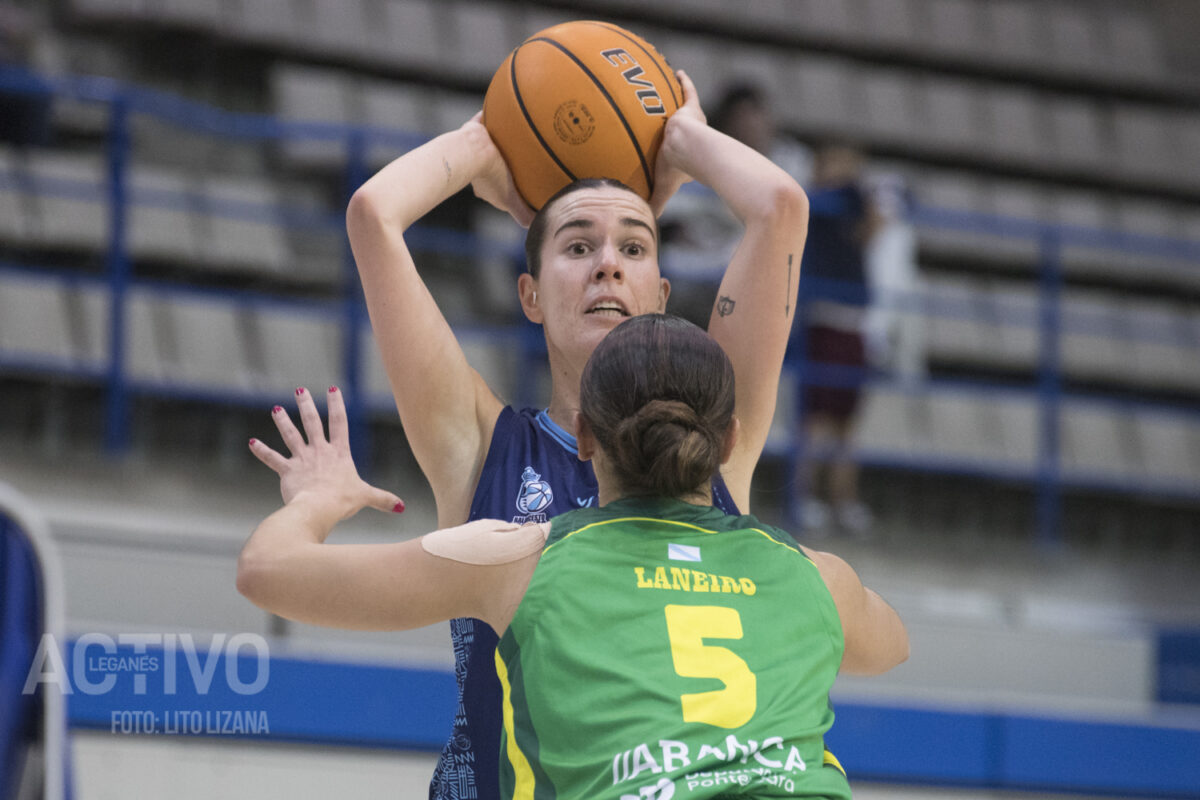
[422,518,550,565]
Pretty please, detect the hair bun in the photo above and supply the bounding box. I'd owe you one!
[611,400,719,497]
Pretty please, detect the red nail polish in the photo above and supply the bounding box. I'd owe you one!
[296,387,305,396]
[392,500,405,514]
[249,438,257,446]
[329,385,338,393]
[272,406,283,414]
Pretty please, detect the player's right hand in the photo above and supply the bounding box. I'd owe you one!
[463,112,536,228]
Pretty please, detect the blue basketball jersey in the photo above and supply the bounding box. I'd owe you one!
[428,406,739,800]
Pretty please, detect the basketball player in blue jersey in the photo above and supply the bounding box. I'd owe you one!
[342,70,808,800]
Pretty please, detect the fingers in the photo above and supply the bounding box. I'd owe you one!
[326,385,348,450]
[271,403,307,456]
[294,387,326,447]
[364,485,406,514]
[248,438,289,474]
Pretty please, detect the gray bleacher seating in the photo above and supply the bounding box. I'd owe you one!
[271,64,354,170]
[925,390,992,464]
[720,44,794,117]
[921,276,990,365]
[1053,189,1120,276]
[788,0,857,40]
[161,294,255,391]
[196,175,290,275]
[428,91,485,136]
[155,0,224,30]
[990,392,1038,468]
[1060,290,1132,384]
[985,179,1047,265]
[918,0,988,59]
[1104,9,1168,83]
[1046,97,1108,173]
[25,150,109,254]
[653,33,721,105]
[0,273,76,368]
[856,68,923,147]
[1112,104,1177,185]
[1044,3,1107,79]
[913,170,997,258]
[362,79,433,168]
[980,0,1042,70]
[1131,410,1200,488]
[306,0,372,60]
[987,281,1038,370]
[1060,401,1138,483]
[1122,299,1200,394]
[981,84,1045,164]
[248,304,343,395]
[67,0,149,21]
[71,284,110,370]
[360,326,392,410]
[0,146,31,246]
[225,0,300,48]
[124,288,167,383]
[1172,112,1200,192]
[854,385,925,458]
[786,54,860,134]
[127,165,202,265]
[446,0,522,79]
[920,74,984,154]
[375,0,441,70]
[860,0,920,49]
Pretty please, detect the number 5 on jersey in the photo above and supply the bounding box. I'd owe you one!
[664,604,757,729]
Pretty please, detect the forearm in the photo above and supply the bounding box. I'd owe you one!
[661,115,807,226]
[348,124,493,233]
[236,494,345,614]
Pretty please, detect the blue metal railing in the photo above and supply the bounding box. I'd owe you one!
[1,65,1199,546]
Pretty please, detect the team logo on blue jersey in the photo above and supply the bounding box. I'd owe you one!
[516,466,554,515]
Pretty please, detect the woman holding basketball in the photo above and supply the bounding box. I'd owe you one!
[341,49,807,798]
[239,314,907,799]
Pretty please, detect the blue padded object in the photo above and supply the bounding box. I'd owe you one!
[0,514,42,800]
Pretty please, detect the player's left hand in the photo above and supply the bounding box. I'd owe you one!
[249,386,405,520]
[649,69,707,217]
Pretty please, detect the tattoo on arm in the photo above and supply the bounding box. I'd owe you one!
[442,157,452,182]
[716,295,736,317]
[786,254,793,317]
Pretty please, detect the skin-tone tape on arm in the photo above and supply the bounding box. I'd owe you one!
[421,518,551,565]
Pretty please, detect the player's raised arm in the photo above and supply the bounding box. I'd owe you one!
[346,117,533,526]
[802,546,909,675]
[238,387,542,633]
[651,71,809,511]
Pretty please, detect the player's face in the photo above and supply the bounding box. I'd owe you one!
[526,186,670,360]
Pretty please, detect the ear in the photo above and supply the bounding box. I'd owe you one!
[574,412,596,462]
[719,416,740,465]
[657,277,671,313]
[518,272,543,324]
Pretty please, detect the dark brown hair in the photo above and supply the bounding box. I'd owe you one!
[523,178,658,279]
[580,314,735,498]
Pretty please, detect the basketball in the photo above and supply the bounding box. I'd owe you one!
[482,20,683,210]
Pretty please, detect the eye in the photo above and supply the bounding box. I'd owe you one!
[566,241,590,256]
[623,241,647,257]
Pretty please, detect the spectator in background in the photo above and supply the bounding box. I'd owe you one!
[863,169,925,382]
[0,5,51,148]
[658,81,812,326]
[791,144,882,537]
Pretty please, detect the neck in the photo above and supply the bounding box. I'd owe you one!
[543,341,584,430]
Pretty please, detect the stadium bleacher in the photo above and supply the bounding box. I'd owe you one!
[2,0,1199,797]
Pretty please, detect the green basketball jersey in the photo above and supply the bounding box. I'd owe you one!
[495,496,852,799]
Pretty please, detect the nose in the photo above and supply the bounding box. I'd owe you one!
[592,241,623,282]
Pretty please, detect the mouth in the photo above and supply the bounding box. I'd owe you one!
[585,300,630,319]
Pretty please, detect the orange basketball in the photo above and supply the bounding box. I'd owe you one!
[483,20,682,210]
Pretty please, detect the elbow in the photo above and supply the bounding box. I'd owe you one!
[747,178,809,232]
[236,549,275,611]
[346,184,382,234]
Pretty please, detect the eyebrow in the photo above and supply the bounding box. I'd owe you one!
[553,217,657,242]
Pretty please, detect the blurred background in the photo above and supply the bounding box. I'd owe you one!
[1,0,1199,798]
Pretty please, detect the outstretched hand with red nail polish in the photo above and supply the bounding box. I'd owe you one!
[249,386,405,519]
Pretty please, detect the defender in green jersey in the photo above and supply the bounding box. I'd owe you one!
[240,315,907,799]
[497,497,853,799]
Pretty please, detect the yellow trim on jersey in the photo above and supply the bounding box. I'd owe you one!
[824,748,846,776]
[543,516,720,554]
[494,650,535,799]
